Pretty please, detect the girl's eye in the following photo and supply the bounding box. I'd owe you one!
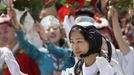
[78,41,83,43]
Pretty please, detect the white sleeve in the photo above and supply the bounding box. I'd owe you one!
[0,47,27,75]
[0,49,4,64]
[117,46,134,63]
[63,15,75,47]
[123,47,134,62]
[61,67,74,75]
[96,57,116,75]
[117,47,134,75]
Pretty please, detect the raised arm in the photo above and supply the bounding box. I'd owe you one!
[7,8,42,61]
[108,6,129,55]
[45,41,72,58]
[7,8,20,30]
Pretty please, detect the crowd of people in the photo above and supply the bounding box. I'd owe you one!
[0,0,134,75]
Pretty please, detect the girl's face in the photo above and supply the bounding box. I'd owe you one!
[44,24,61,43]
[70,31,90,58]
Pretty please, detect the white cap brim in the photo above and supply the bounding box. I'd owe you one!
[76,22,94,26]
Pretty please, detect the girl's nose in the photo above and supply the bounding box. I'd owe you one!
[73,44,79,50]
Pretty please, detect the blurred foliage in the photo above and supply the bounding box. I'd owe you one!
[0,5,7,10]
[108,0,133,11]
[0,0,133,24]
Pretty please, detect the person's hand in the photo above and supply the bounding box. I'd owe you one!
[34,21,42,32]
[128,7,134,16]
[125,23,133,37]
[125,23,134,46]
[107,6,118,19]
[7,8,16,20]
[7,8,20,30]
[34,21,48,41]
[96,56,115,75]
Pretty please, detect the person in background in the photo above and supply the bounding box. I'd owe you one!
[62,24,115,75]
[11,9,75,74]
[35,15,75,75]
[108,6,134,75]
[0,8,40,75]
[64,6,123,75]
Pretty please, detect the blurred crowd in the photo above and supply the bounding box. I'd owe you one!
[0,0,133,75]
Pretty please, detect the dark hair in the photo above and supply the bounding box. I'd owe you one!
[69,25,102,54]
[69,25,91,46]
[69,25,112,62]
[74,6,96,19]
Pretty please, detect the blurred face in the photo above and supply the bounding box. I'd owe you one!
[0,23,16,47]
[70,31,89,58]
[44,25,61,43]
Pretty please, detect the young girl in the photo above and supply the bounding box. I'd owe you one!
[62,25,115,75]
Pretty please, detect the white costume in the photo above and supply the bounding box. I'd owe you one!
[62,57,116,75]
[117,47,134,75]
[63,16,124,75]
[0,47,27,75]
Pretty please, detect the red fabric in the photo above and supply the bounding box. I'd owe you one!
[66,0,76,3]
[3,50,40,75]
[94,12,102,23]
[78,0,85,6]
[90,0,98,7]
[57,5,71,22]
[43,0,49,4]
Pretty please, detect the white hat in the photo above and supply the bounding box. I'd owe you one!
[40,15,60,27]
[0,15,10,23]
[94,17,109,28]
[75,16,95,26]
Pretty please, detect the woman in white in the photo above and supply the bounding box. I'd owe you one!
[108,6,134,75]
[62,24,115,75]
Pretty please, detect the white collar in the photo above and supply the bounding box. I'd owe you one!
[82,62,99,75]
